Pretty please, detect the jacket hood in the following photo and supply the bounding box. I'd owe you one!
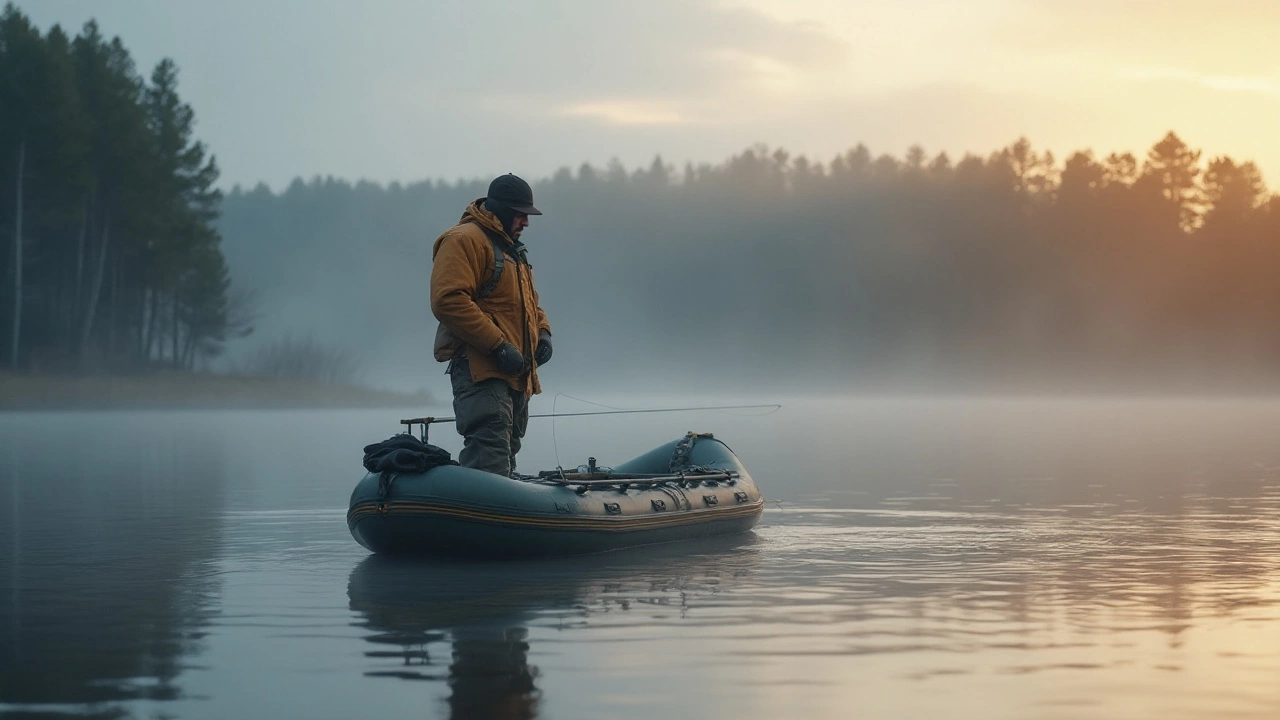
[460,198,511,243]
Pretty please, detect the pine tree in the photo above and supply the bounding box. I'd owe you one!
[1142,131,1203,231]
[145,58,227,369]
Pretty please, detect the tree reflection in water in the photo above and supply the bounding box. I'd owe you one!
[1,426,225,718]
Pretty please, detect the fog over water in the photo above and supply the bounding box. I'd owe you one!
[216,136,1280,399]
[4,396,1280,719]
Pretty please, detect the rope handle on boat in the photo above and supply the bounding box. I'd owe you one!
[538,469,736,482]
[534,469,738,494]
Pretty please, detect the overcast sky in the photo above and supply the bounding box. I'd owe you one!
[26,0,1280,191]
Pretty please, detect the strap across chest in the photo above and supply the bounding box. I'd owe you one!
[477,228,529,300]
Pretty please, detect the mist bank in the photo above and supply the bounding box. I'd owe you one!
[219,133,1280,396]
[0,370,431,410]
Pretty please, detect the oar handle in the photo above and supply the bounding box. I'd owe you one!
[400,416,454,425]
[400,416,455,444]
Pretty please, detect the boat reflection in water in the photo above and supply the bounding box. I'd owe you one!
[347,533,762,719]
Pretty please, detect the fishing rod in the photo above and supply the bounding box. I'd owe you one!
[400,403,781,440]
[399,399,778,461]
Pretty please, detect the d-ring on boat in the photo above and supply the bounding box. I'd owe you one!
[347,423,765,558]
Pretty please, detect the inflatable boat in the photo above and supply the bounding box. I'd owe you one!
[347,431,764,557]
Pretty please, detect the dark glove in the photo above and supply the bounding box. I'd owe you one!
[492,341,527,375]
[534,330,553,366]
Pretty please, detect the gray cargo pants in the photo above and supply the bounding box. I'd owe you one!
[448,356,529,477]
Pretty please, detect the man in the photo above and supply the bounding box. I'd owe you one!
[430,174,553,476]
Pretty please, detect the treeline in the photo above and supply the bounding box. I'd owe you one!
[0,6,244,374]
[221,132,1280,390]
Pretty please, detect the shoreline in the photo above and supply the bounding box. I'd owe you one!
[0,371,433,411]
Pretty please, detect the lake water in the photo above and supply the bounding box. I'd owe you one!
[3,396,1280,719]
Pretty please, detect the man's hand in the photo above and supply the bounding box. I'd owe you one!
[535,330,553,366]
[492,342,527,375]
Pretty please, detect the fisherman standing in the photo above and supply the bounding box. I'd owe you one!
[430,174,553,476]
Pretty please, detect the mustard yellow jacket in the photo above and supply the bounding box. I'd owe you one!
[430,199,551,396]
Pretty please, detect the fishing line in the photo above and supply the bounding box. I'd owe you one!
[553,392,631,412]
[551,393,637,473]
[527,404,783,419]
[552,391,562,473]
[542,394,780,472]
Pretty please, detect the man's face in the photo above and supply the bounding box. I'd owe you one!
[509,212,530,240]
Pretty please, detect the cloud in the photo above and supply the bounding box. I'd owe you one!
[558,100,690,126]
[455,0,851,111]
[1119,68,1280,97]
